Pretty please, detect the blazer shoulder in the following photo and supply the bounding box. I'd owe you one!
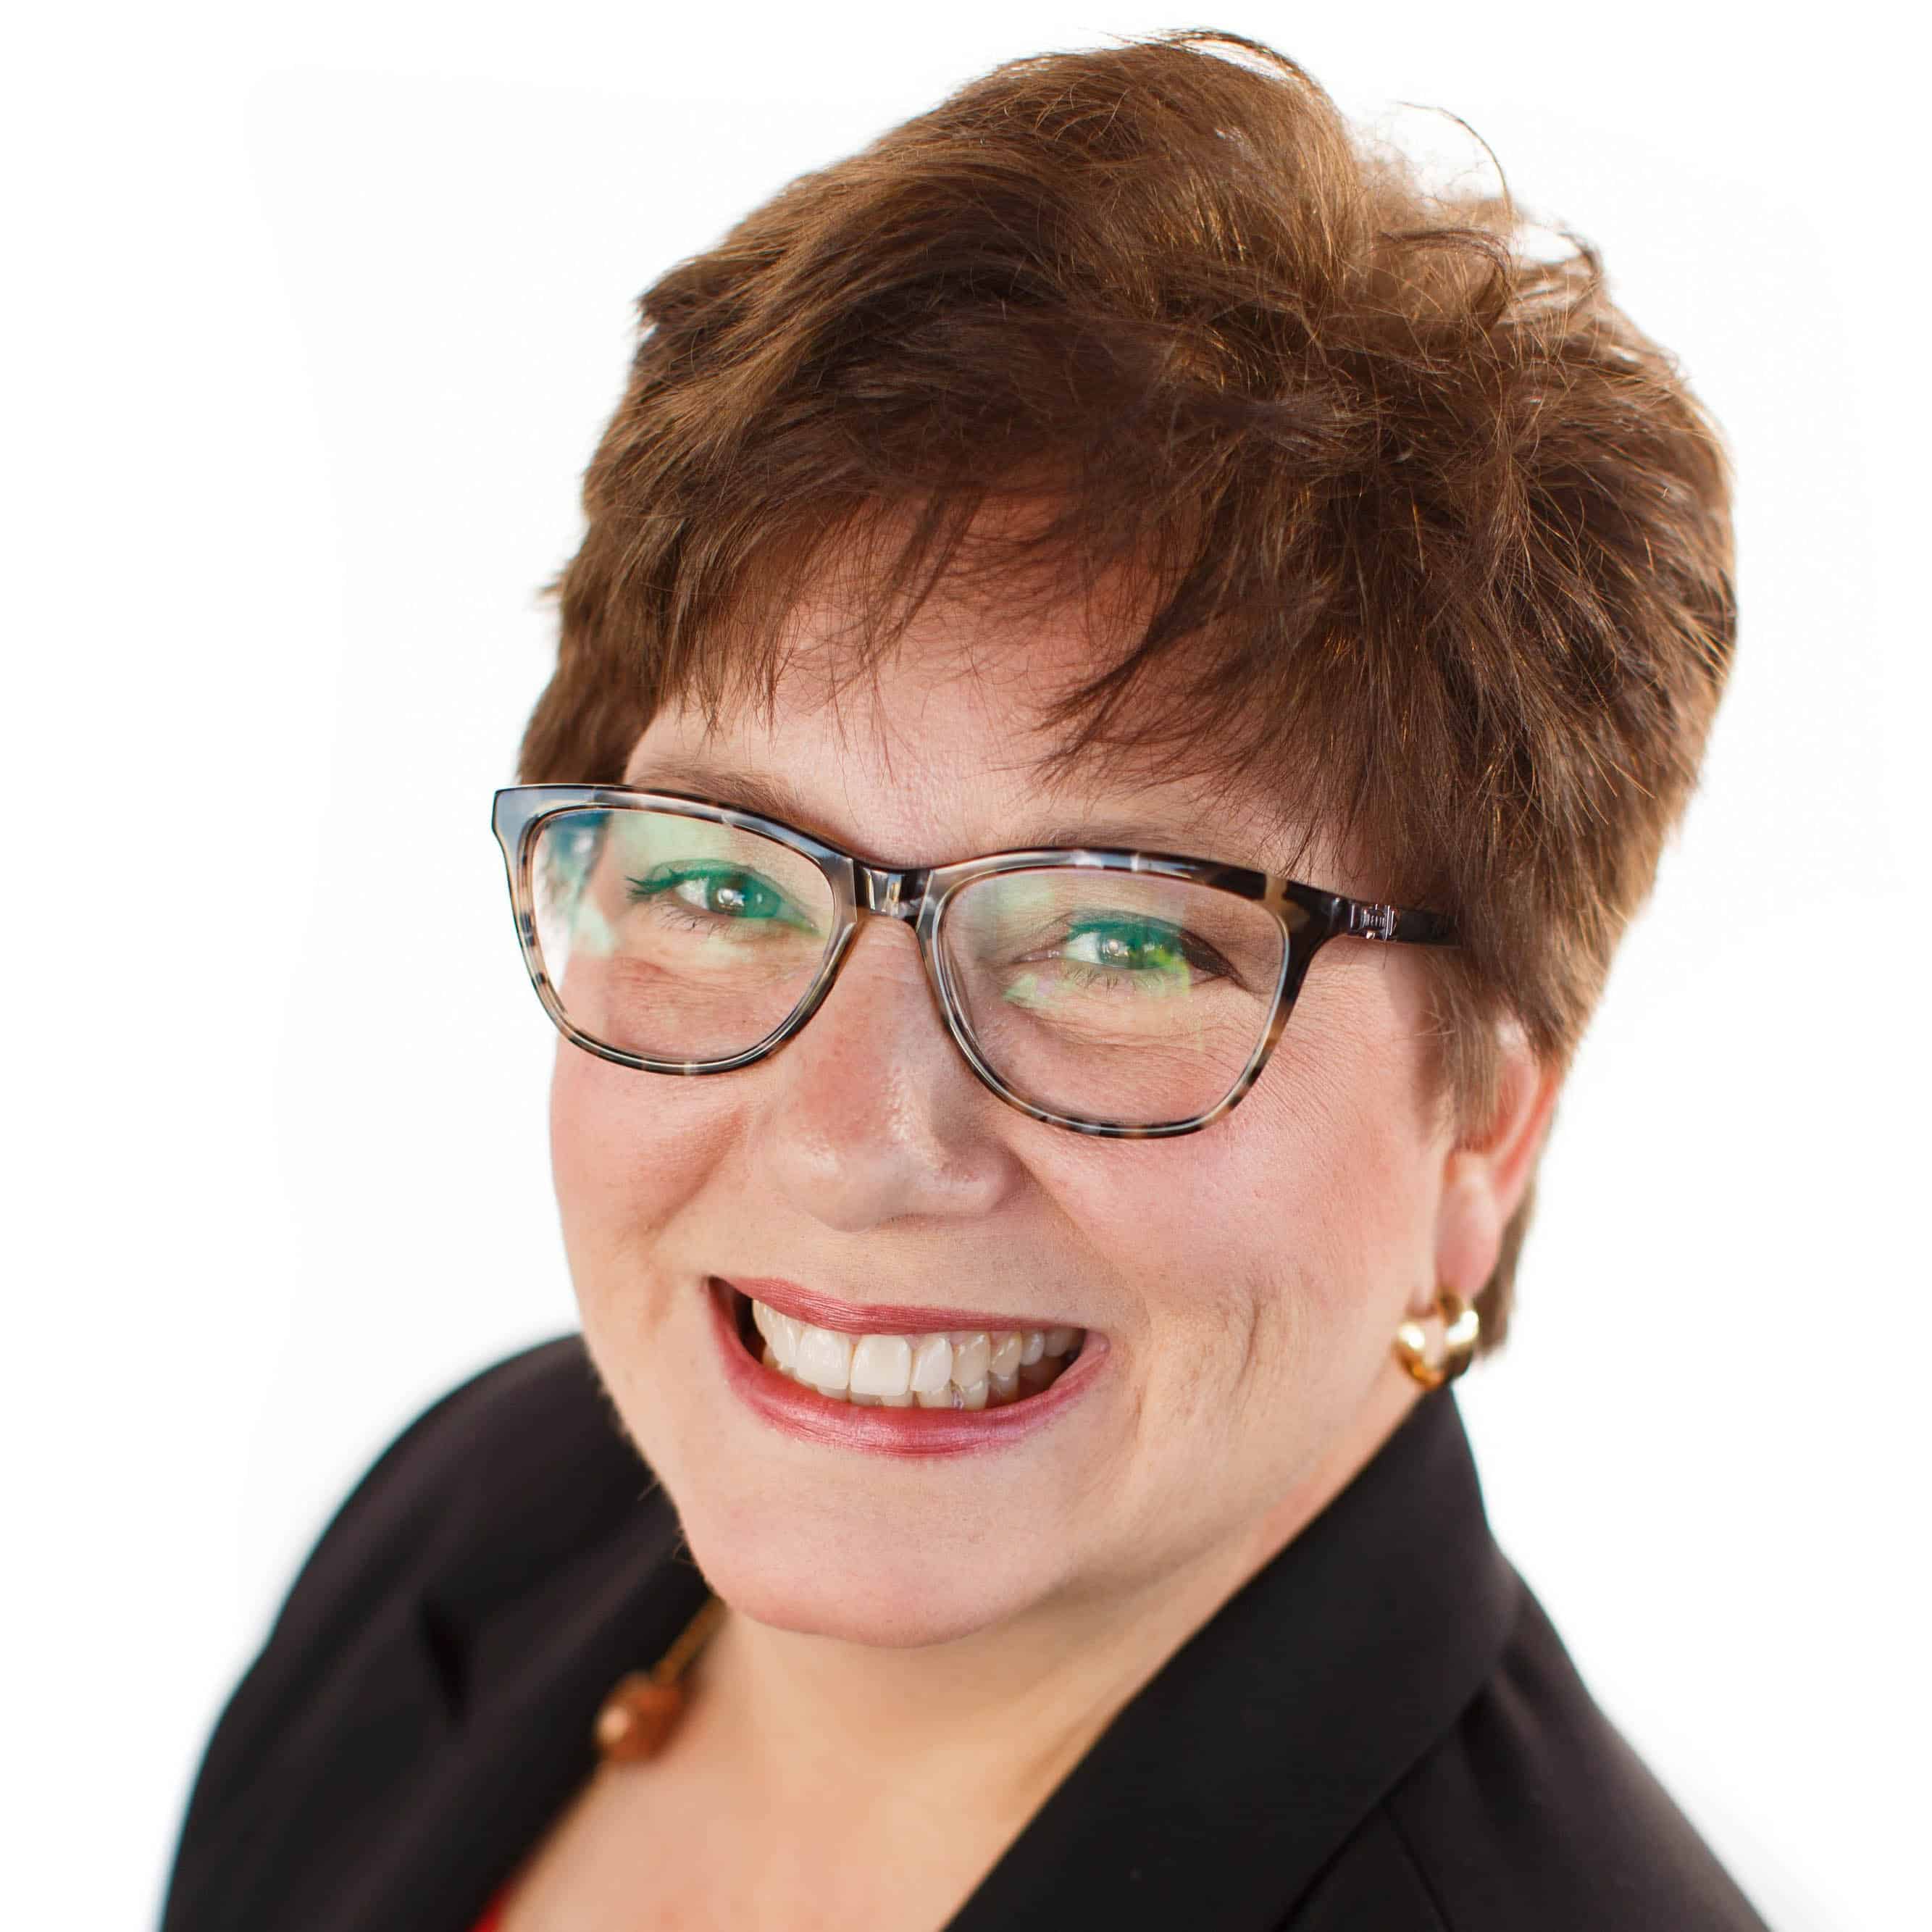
[1372,1579,1772,1931]
[245,1335,637,1663]
[166,1334,645,1893]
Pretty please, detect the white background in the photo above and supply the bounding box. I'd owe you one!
[6,5,1925,1927]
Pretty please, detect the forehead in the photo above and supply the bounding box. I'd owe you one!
[623,570,1329,881]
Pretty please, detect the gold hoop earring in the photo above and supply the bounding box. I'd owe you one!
[1393,1290,1481,1390]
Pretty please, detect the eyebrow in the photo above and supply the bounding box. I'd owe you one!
[622,757,1274,871]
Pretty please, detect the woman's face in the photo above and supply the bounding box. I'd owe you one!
[551,580,1512,1647]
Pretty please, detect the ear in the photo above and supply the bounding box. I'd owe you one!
[1429,1023,1563,1308]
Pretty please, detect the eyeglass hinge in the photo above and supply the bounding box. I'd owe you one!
[1352,903,1400,942]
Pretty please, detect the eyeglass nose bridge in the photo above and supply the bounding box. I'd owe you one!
[854,863,934,924]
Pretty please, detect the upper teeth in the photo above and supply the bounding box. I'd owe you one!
[750,1298,1081,1408]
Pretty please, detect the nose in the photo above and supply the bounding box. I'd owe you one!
[748,916,1017,1234]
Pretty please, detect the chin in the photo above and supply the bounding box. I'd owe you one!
[575,1274,1103,1649]
[664,1479,1059,1648]
[594,1348,1070,1647]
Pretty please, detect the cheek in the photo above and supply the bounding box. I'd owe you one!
[1249,963,1445,1274]
[548,1045,736,1288]
[1028,1018,1436,1391]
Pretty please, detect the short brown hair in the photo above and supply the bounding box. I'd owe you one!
[519,31,1736,1352]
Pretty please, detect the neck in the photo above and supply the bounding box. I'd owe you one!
[680,1371,1421,1836]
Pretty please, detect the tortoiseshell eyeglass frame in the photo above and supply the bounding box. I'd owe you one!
[492,785,1458,1139]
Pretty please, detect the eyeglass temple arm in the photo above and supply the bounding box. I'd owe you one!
[1340,898,1457,946]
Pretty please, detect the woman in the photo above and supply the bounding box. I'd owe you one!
[163,32,1768,1931]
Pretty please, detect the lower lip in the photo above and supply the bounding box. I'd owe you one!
[706,1276,1108,1458]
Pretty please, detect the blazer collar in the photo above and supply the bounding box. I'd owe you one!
[347,1381,1516,1932]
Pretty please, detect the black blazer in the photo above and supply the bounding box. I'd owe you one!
[162,1337,1771,1931]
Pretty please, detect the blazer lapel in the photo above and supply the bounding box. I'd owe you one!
[315,1499,712,1932]
[947,1388,1521,1932]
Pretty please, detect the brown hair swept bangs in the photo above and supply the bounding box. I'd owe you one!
[519,30,1736,1352]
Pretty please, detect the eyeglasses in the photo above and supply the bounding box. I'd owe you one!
[491,785,1457,1138]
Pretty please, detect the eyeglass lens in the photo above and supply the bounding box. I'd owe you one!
[528,807,1287,1126]
[532,808,839,1063]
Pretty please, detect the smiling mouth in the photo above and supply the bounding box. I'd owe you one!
[728,1284,1087,1410]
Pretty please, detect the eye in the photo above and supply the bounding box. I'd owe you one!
[626,866,811,929]
[1066,921,1168,970]
[1055,918,1231,981]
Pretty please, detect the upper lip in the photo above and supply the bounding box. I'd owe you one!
[718,1275,1088,1337]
